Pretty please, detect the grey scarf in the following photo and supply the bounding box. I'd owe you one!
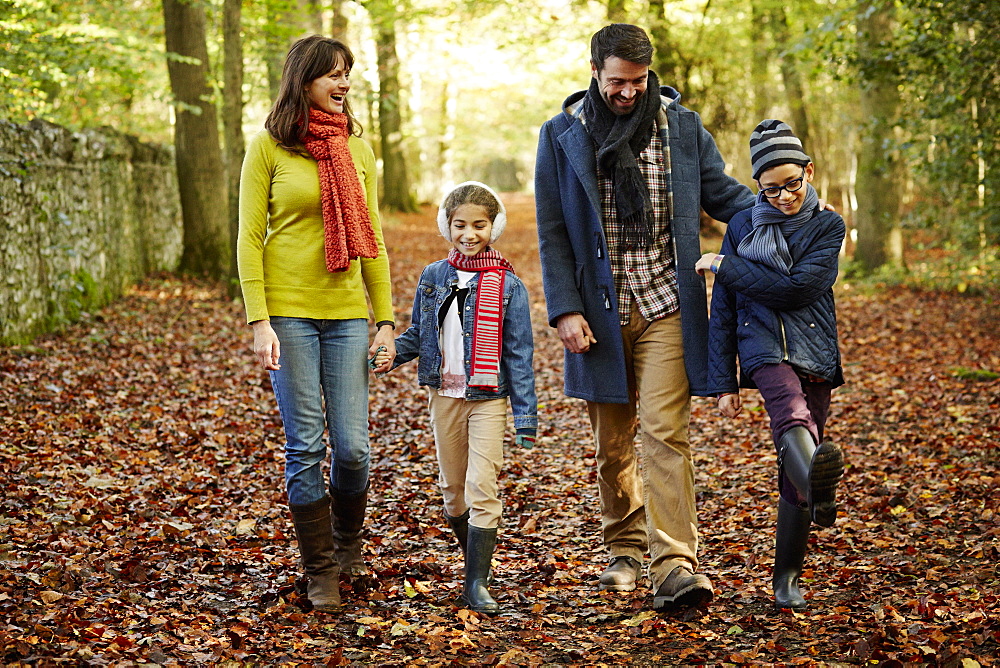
[737,184,820,274]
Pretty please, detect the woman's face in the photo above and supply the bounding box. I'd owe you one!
[304,54,350,115]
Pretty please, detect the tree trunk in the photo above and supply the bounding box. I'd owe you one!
[162,0,230,278]
[264,1,318,104]
[750,1,771,123]
[370,4,418,212]
[223,0,245,293]
[854,0,903,272]
[297,0,323,33]
[607,0,627,22]
[646,0,684,91]
[772,5,810,152]
[330,0,348,37]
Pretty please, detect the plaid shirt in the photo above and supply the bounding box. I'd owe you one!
[598,120,679,326]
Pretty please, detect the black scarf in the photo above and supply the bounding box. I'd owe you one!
[582,70,662,249]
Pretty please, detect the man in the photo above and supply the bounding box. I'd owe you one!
[534,23,755,610]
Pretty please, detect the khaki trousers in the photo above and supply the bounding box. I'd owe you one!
[427,392,507,529]
[586,304,699,591]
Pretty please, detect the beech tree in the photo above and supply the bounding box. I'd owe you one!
[362,0,419,213]
[162,0,230,277]
[222,0,245,291]
[854,0,903,272]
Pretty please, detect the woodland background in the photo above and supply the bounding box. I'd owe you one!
[2,0,999,665]
[2,0,999,286]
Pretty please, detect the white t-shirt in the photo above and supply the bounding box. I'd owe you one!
[439,270,475,398]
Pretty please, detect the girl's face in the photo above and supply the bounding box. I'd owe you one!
[449,204,493,257]
[304,54,350,114]
[757,162,815,216]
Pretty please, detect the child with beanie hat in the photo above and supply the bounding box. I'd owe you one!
[386,181,537,614]
[695,120,846,611]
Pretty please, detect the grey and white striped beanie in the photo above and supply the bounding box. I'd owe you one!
[749,119,811,180]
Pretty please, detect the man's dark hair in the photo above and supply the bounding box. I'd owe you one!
[590,23,653,72]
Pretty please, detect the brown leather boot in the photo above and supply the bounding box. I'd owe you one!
[289,496,341,612]
[331,485,369,576]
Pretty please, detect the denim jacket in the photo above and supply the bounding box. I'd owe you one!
[393,258,538,431]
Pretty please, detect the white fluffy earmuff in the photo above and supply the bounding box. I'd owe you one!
[437,181,507,243]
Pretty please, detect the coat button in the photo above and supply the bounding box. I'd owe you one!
[809,323,816,328]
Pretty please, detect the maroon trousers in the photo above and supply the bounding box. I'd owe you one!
[750,363,833,507]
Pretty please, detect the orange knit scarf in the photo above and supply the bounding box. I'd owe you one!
[301,109,379,272]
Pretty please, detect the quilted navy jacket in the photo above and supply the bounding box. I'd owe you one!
[535,86,754,402]
[706,206,846,396]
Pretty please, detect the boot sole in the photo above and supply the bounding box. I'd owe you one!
[810,442,845,527]
[599,582,638,592]
[460,595,500,615]
[653,583,714,610]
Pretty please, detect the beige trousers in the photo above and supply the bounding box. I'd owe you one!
[427,392,507,529]
[586,304,699,591]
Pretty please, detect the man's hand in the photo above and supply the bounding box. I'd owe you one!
[556,313,597,354]
[719,392,742,419]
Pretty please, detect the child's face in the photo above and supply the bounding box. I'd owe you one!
[757,162,815,216]
[449,204,493,257]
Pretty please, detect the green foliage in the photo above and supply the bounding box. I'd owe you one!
[949,366,1000,382]
[861,0,1000,251]
[0,0,168,140]
[841,248,1000,298]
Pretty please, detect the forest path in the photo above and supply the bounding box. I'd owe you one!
[1,195,997,664]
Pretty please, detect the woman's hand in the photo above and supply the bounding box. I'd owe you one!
[370,324,396,374]
[252,320,281,370]
[718,392,742,419]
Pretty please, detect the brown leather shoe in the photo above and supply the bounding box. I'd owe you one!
[653,566,713,610]
[599,556,642,592]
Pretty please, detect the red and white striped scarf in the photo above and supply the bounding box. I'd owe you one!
[447,248,515,389]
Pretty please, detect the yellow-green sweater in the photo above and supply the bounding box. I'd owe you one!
[237,130,393,325]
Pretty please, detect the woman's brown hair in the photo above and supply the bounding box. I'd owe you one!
[265,35,363,153]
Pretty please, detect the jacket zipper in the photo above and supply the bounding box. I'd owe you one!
[778,316,789,361]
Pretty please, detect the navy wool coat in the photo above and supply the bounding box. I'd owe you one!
[706,206,846,395]
[535,86,755,402]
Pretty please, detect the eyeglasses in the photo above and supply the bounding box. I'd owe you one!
[759,168,806,198]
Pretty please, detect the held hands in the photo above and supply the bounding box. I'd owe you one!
[369,325,396,376]
[252,320,281,370]
[515,428,536,449]
[718,392,742,419]
[556,313,597,354]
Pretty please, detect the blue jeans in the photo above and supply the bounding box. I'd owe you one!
[269,317,370,506]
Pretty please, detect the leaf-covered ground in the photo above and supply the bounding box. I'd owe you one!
[2,194,998,666]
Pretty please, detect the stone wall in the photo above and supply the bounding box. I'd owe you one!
[0,119,182,344]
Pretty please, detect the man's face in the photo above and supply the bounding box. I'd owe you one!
[591,56,649,116]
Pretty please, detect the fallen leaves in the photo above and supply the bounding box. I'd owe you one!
[1,195,998,664]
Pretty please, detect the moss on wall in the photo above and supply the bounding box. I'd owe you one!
[0,119,183,344]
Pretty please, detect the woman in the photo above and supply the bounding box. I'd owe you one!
[237,35,395,613]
